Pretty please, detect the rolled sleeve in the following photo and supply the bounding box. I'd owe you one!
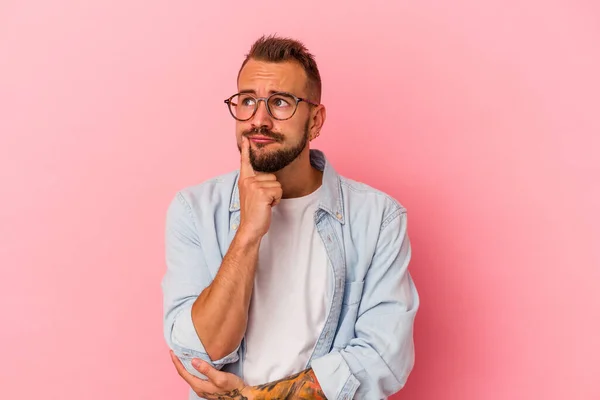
[170,303,240,378]
[311,352,360,400]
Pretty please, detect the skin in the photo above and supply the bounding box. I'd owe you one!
[175,59,329,398]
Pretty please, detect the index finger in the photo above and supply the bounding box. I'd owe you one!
[170,351,198,383]
[192,358,227,387]
[239,136,255,179]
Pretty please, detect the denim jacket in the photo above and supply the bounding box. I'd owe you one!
[162,149,419,400]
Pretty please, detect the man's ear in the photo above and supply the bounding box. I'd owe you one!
[309,104,326,141]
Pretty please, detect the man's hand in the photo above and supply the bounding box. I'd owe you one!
[170,351,251,400]
[237,136,282,240]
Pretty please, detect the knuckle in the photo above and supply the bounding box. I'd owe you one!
[191,383,204,394]
[214,377,226,387]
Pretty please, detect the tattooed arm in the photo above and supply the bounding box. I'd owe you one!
[202,368,327,400]
[171,351,327,400]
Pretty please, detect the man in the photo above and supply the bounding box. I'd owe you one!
[162,35,419,400]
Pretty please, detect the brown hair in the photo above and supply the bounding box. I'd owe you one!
[238,35,322,103]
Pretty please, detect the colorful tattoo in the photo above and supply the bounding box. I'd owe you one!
[250,368,326,399]
[200,369,326,400]
[200,388,248,400]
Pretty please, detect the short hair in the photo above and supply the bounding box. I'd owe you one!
[237,35,322,103]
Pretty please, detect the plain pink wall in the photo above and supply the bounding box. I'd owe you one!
[1,1,599,399]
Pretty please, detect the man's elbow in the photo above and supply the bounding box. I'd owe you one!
[203,342,236,362]
[388,342,416,394]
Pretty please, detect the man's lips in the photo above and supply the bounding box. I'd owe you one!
[248,135,277,143]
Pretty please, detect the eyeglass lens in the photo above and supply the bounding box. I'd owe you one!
[228,93,297,120]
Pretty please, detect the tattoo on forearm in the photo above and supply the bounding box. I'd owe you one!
[252,368,326,399]
[200,388,248,400]
[199,368,326,400]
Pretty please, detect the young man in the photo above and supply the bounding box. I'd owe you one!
[162,35,419,400]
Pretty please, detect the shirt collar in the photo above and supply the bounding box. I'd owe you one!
[229,149,345,224]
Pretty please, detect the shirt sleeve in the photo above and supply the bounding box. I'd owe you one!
[162,192,240,378]
[311,210,419,400]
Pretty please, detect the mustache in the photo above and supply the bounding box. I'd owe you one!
[242,127,284,142]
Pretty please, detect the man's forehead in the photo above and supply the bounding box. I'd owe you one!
[237,59,307,92]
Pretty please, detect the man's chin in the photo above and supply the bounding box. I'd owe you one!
[251,160,279,173]
[250,153,288,173]
[250,146,280,162]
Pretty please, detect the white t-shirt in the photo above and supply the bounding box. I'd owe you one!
[242,185,331,386]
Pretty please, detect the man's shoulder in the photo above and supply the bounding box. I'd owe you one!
[338,175,407,218]
[174,170,239,206]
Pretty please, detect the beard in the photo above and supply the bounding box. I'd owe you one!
[240,119,310,173]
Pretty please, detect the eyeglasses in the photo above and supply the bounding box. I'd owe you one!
[224,92,319,121]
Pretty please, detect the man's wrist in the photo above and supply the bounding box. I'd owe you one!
[234,225,263,247]
[240,386,255,400]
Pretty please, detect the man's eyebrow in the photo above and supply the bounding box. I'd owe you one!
[238,89,286,95]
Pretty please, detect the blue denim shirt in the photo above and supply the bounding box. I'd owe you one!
[162,149,419,400]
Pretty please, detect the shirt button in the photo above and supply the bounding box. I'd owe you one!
[336,212,342,220]
[233,203,239,208]
[232,224,238,230]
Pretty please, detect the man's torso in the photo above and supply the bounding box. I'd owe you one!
[175,149,406,399]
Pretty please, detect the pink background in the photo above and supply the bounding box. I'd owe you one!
[1,1,599,399]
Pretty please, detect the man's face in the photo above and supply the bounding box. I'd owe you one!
[235,59,313,173]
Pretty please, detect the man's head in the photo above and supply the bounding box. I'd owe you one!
[227,35,326,173]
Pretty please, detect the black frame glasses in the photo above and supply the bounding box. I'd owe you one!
[224,91,320,121]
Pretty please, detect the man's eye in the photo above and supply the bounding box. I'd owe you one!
[241,97,256,106]
[271,97,291,108]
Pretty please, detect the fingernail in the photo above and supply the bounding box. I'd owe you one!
[192,359,201,368]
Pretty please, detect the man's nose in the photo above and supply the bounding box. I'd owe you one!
[251,99,273,128]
